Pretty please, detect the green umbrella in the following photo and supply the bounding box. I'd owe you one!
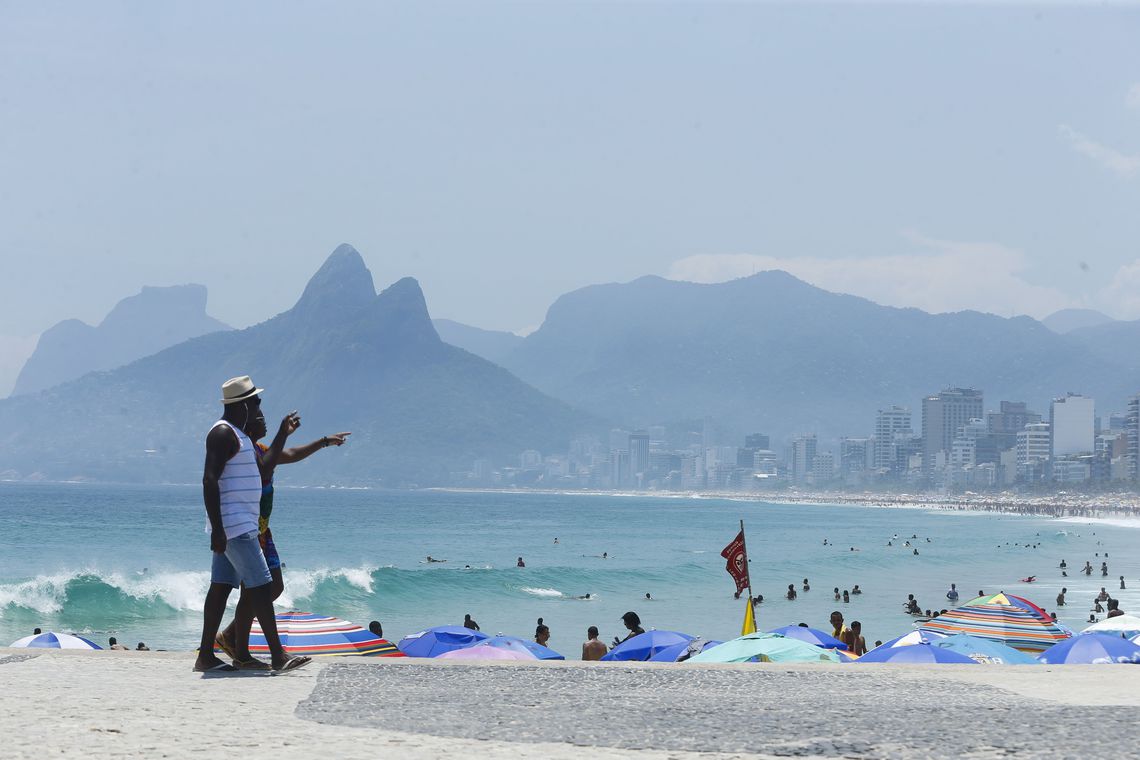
[686,632,842,664]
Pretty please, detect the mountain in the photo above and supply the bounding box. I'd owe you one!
[498,272,1140,443]
[0,245,593,485]
[1041,309,1116,334]
[11,284,230,397]
[432,319,524,364]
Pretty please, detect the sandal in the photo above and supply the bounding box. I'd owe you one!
[274,656,311,672]
[233,657,272,671]
[215,633,238,661]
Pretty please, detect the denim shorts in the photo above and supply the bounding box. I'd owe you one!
[211,530,273,589]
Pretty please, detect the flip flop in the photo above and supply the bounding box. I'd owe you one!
[193,662,238,673]
[215,633,239,661]
[233,657,272,671]
[274,656,311,672]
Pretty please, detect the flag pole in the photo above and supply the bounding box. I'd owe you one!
[740,518,753,603]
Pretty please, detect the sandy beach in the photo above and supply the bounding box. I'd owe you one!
[5,648,1140,759]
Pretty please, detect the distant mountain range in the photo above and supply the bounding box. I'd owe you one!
[432,319,523,364]
[0,246,591,485]
[12,284,230,397]
[1041,308,1117,335]
[495,273,1140,444]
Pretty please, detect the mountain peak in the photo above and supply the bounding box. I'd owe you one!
[292,244,376,318]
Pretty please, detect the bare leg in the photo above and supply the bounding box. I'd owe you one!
[194,582,233,671]
[247,582,306,669]
[225,568,283,660]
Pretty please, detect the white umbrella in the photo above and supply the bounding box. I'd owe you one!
[1083,615,1140,638]
[9,631,102,649]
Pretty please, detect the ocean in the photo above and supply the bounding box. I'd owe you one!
[1,482,1135,655]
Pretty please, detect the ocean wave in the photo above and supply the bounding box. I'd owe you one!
[519,587,564,598]
[1056,516,1140,531]
[0,569,210,616]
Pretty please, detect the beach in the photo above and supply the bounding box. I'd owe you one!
[4,648,1140,759]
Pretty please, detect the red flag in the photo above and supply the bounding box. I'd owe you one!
[720,530,750,594]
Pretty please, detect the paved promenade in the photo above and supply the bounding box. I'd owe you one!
[4,650,1140,759]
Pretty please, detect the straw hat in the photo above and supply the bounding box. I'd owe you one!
[220,376,265,404]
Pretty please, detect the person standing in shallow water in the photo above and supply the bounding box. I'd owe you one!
[582,626,606,660]
[193,376,309,673]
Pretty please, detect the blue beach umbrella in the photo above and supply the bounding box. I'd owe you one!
[1037,633,1140,664]
[686,633,842,664]
[482,635,565,660]
[856,641,977,664]
[397,625,489,658]
[767,625,848,650]
[9,632,102,650]
[871,630,947,651]
[601,630,694,662]
[647,638,724,663]
[932,634,1039,664]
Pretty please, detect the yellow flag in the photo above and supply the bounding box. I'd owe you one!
[741,597,757,635]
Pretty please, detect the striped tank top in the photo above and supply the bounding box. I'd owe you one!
[209,419,261,539]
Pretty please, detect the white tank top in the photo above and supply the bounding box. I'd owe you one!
[208,420,261,539]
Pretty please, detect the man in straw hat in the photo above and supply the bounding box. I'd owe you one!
[193,375,310,672]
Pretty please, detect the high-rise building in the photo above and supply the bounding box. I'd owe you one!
[1128,395,1140,483]
[628,431,650,476]
[1050,394,1095,459]
[744,433,770,450]
[840,438,872,475]
[1016,422,1050,482]
[986,401,1041,435]
[922,388,984,473]
[790,435,817,484]
[874,406,912,472]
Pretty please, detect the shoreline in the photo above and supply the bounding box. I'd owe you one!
[429,486,1140,521]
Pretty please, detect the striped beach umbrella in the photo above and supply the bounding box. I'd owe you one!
[249,611,405,657]
[920,593,1070,652]
[9,632,102,650]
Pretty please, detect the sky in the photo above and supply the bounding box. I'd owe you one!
[1,1,1139,394]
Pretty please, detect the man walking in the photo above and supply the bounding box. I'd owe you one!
[193,376,309,673]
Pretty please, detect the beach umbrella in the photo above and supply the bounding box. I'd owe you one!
[437,641,536,661]
[959,592,1051,621]
[932,634,1039,665]
[249,611,406,657]
[1082,615,1140,639]
[647,638,724,663]
[1037,633,1140,664]
[398,625,489,658]
[9,632,102,650]
[601,630,694,662]
[920,593,1070,652]
[856,641,978,664]
[871,630,947,650]
[686,633,841,664]
[481,635,565,660]
[767,625,848,650]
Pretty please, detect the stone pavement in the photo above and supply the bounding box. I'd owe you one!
[298,660,1140,759]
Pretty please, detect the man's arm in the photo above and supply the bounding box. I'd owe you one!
[261,412,301,475]
[202,426,239,553]
[279,432,351,464]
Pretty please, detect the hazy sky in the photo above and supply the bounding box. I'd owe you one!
[2,1,1139,392]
